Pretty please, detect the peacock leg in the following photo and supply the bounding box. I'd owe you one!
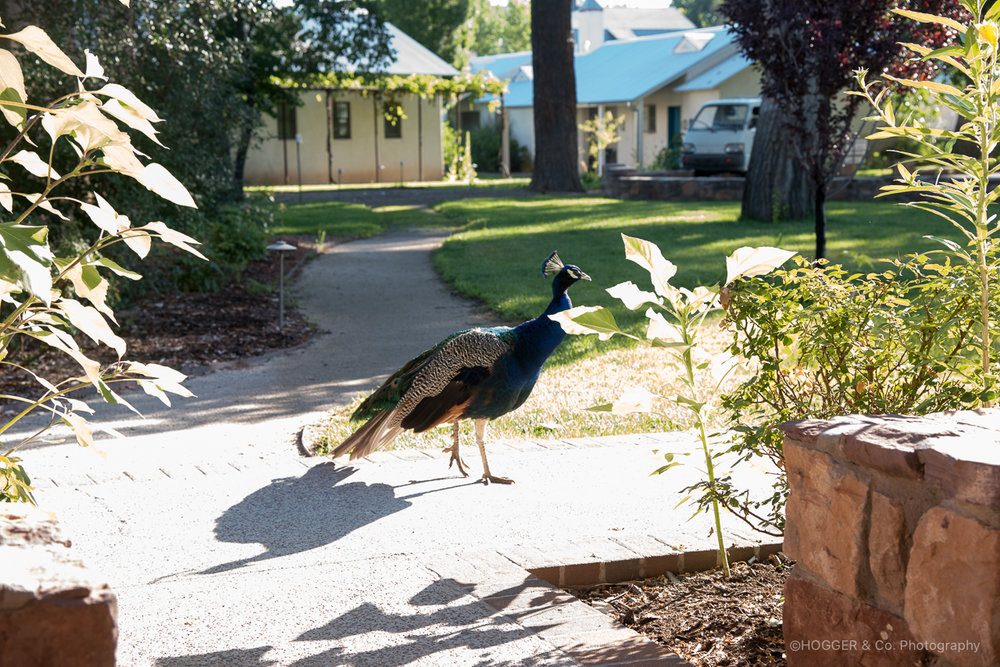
[445,421,469,477]
[475,418,513,485]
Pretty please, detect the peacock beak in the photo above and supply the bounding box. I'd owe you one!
[579,271,591,281]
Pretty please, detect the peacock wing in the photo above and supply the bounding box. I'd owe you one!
[396,328,514,433]
[350,332,467,422]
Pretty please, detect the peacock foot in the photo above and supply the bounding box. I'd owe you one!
[445,445,469,477]
[481,473,514,485]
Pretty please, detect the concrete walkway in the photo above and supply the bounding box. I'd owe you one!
[16,228,777,666]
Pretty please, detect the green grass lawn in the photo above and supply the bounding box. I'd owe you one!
[270,201,386,238]
[272,193,957,366]
[300,192,962,444]
[431,196,951,320]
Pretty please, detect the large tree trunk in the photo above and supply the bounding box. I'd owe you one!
[814,178,827,260]
[529,0,583,193]
[741,96,810,221]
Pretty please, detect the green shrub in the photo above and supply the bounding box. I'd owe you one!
[469,125,501,172]
[649,136,683,171]
[720,255,988,533]
[580,170,602,190]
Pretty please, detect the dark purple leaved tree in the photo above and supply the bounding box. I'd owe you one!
[719,0,963,259]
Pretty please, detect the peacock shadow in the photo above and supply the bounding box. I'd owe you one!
[199,461,411,575]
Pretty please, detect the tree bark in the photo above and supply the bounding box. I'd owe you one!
[740,96,810,221]
[529,0,583,193]
[814,179,826,260]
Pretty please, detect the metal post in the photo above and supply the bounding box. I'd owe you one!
[267,241,296,331]
[278,251,285,329]
[295,133,303,202]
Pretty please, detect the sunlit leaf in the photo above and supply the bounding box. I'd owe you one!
[882,73,963,97]
[60,262,114,318]
[143,220,205,259]
[99,98,163,146]
[83,49,105,80]
[0,182,12,212]
[120,229,151,258]
[621,233,677,298]
[7,149,59,179]
[56,298,126,357]
[132,163,196,208]
[18,193,70,221]
[549,305,622,341]
[606,280,660,310]
[80,193,129,235]
[645,307,685,343]
[43,100,127,152]
[62,412,94,448]
[891,8,966,34]
[1,26,85,77]
[725,246,796,284]
[0,222,52,301]
[94,83,161,123]
[0,49,27,128]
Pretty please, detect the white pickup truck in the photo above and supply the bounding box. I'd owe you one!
[681,97,761,176]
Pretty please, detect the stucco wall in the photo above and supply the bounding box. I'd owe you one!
[244,90,446,186]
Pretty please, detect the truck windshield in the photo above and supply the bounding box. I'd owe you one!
[690,104,750,132]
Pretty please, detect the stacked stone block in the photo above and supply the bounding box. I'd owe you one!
[0,506,117,666]
[779,410,1000,667]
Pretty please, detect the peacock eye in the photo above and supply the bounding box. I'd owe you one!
[392,379,400,387]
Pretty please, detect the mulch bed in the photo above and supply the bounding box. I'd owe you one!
[573,559,790,667]
[0,238,316,406]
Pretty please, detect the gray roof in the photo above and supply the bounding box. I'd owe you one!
[383,23,460,76]
[599,7,695,38]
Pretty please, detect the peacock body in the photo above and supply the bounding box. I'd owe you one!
[332,251,589,484]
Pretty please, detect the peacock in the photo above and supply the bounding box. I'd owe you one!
[332,251,590,484]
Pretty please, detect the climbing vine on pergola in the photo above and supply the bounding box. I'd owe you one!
[277,70,508,121]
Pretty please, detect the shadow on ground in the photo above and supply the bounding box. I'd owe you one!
[156,577,573,667]
[200,462,410,575]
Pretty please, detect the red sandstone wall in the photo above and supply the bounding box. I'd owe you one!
[779,410,1000,667]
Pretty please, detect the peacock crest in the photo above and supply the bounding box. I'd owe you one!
[542,251,563,278]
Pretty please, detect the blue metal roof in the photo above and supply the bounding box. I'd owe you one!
[576,27,733,104]
[469,51,532,79]
[475,26,739,108]
[675,53,753,92]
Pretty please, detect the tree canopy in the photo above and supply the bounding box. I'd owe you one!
[719,0,963,258]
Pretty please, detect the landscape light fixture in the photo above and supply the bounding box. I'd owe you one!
[267,241,296,330]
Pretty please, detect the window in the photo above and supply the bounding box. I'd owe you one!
[645,104,656,133]
[277,101,297,140]
[690,103,750,132]
[333,101,351,139]
[384,103,402,139]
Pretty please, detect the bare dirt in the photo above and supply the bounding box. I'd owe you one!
[574,559,790,667]
[0,240,315,404]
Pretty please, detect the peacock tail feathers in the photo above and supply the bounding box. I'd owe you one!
[332,409,404,460]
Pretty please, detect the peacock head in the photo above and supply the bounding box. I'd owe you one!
[542,251,590,293]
